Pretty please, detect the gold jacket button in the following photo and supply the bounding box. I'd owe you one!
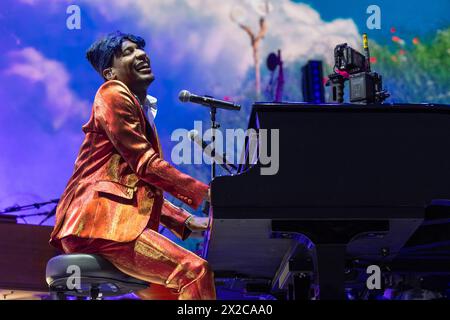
[187,199,193,204]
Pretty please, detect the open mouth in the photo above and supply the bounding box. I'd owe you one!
[135,62,151,73]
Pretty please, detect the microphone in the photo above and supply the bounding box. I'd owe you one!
[188,130,237,174]
[179,90,241,111]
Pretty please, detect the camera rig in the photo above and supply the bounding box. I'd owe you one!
[327,34,390,104]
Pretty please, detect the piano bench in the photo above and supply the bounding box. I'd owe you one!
[45,254,148,300]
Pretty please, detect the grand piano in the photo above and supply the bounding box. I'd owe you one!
[205,103,450,300]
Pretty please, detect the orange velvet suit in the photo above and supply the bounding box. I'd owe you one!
[50,80,215,299]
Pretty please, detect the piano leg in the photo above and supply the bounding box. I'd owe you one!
[291,273,312,300]
[315,244,346,300]
[272,220,389,300]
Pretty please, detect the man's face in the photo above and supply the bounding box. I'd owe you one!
[109,40,154,91]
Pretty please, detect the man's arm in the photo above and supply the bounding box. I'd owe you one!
[160,199,193,240]
[95,80,208,209]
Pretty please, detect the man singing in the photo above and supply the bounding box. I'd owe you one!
[50,31,216,300]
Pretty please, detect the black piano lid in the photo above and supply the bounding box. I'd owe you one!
[251,102,450,111]
[212,102,450,219]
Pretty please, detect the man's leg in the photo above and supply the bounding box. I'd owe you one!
[105,228,216,300]
[60,229,216,300]
[134,283,179,300]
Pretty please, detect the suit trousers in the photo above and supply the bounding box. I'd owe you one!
[60,228,216,300]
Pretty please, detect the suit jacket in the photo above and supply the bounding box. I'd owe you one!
[50,80,209,251]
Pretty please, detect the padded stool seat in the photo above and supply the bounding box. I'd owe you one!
[46,254,148,299]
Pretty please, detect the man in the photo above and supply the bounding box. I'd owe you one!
[50,31,216,300]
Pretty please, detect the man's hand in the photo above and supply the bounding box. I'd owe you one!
[186,216,210,232]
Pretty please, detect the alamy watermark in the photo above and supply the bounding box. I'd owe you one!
[66,5,81,30]
[170,121,279,176]
[366,5,381,30]
[366,264,382,290]
[66,264,81,290]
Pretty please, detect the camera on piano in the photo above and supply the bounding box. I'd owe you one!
[334,43,366,74]
[327,39,390,104]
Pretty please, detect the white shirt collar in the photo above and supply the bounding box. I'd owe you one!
[134,94,158,122]
[143,95,158,119]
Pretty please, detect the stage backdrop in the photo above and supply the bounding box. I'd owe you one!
[0,0,448,248]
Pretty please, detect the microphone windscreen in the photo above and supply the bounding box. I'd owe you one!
[178,90,191,102]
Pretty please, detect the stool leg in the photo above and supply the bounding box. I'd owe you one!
[90,285,101,300]
[50,291,66,300]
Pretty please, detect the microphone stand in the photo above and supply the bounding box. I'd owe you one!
[0,199,59,225]
[201,103,216,258]
[196,97,238,259]
[201,96,222,181]
[38,205,57,225]
[210,105,218,180]
[0,199,59,214]
[202,103,219,216]
[179,91,240,259]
